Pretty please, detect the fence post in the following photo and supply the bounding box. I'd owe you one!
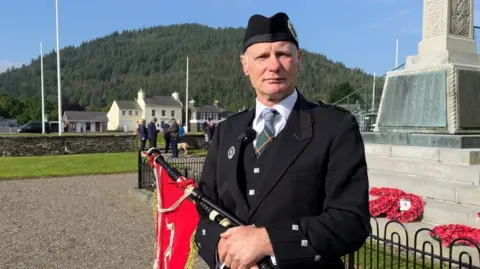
[137,149,142,189]
[347,252,355,269]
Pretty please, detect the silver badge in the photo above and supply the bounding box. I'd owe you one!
[287,20,298,42]
[227,146,235,159]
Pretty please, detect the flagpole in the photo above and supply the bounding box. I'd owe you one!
[55,0,62,135]
[371,72,376,111]
[395,38,399,68]
[40,42,45,134]
[185,56,189,133]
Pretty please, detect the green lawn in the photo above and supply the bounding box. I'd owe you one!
[349,240,453,269]
[0,148,208,180]
[0,152,138,180]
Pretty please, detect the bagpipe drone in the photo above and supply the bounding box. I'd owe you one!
[143,147,275,269]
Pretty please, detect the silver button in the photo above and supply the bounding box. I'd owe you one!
[301,239,308,247]
[249,189,255,196]
[254,168,260,173]
[314,255,321,261]
[202,229,206,235]
[292,224,299,231]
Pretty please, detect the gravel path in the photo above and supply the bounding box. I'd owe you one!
[0,173,208,269]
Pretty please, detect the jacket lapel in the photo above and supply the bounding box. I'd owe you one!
[224,108,255,220]
[248,94,314,219]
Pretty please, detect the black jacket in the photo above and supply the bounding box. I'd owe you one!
[194,91,370,269]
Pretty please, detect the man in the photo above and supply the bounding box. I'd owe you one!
[195,12,370,269]
[137,119,148,151]
[161,121,171,154]
[205,118,216,144]
[147,117,159,148]
[166,119,180,158]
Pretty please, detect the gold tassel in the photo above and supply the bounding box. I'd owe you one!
[184,228,199,269]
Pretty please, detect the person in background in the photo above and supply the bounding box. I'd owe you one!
[178,121,185,141]
[147,117,159,148]
[161,121,171,154]
[137,119,148,151]
[166,119,180,158]
[205,118,216,144]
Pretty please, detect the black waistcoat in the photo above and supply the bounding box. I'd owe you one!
[237,129,287,210]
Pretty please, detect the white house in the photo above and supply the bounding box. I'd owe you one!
[63,111,108,132]
[107,89,183,132]
[188,99,229,132]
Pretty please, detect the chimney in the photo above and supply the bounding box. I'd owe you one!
[172,91,179,101]
[189,99,196,107]
[214,100,219,107]
[137,88,145,101]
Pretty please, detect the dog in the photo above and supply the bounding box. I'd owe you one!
[177,142,191,154]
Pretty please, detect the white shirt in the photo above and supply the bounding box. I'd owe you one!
[252,89,298,147]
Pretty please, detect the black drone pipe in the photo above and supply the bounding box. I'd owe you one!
[146,147,274,269]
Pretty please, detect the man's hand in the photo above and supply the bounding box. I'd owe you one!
[217,226,273,269]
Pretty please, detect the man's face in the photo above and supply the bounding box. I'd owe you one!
[240,41,302,102]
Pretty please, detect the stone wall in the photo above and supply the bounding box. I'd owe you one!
[1,134,137,157]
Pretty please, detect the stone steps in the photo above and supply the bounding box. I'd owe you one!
[367,155,480,184]
[364,144,480,228]
[365,143,480,165]
[369,170,480,207]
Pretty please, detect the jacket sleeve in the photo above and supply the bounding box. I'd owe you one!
[264,113,371,268]
[194,122,227,268]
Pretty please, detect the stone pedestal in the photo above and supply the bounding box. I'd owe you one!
[375,0,480,136]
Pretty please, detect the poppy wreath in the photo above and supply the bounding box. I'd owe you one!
[369,187,424,223]
[430,224,480,247]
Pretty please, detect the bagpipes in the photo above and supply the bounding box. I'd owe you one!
[144,147,275,269]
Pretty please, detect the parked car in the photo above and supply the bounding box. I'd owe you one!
[17,121,60,134]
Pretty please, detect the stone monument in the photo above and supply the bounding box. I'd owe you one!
[365,0,480,148]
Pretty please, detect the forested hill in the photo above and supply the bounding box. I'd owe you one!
[0,23,374,112]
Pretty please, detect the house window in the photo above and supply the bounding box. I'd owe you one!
[191,112,196,120]
[162,110,166,117]
[69,123,76,130]
[207,113,212,119]
[200,113,205,120]
[213,113,218,120]
[122,110,126,115]
[171,110,175,117]
[152,110,156,116]
[86,122,91,131]
[128,111,132,116]
[135,111,139,116]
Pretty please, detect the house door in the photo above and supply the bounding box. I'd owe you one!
[95,122,101,132]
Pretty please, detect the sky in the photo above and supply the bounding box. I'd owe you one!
[0,0,479,77]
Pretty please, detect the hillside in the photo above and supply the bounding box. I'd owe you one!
[0,23,375,112]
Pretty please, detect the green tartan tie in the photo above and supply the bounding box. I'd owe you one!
[254,108,278,157]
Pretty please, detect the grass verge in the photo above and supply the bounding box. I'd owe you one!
[349,240,453,269]
[0,152,137,180]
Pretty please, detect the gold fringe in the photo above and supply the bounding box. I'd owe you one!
[185,229,198,269]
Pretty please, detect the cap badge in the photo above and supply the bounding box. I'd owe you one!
[287,20,298,42]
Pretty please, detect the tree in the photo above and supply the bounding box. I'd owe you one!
[0,24,376,114]
[326,82,361,104]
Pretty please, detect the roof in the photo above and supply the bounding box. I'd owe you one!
[63,111,108,122]
[191,105,225,113]
[115,100,141,110]
[144,95,182,107]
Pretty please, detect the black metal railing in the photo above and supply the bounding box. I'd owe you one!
[137,151,480,268]
[137,149,205,189]
[343,218,480,269]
